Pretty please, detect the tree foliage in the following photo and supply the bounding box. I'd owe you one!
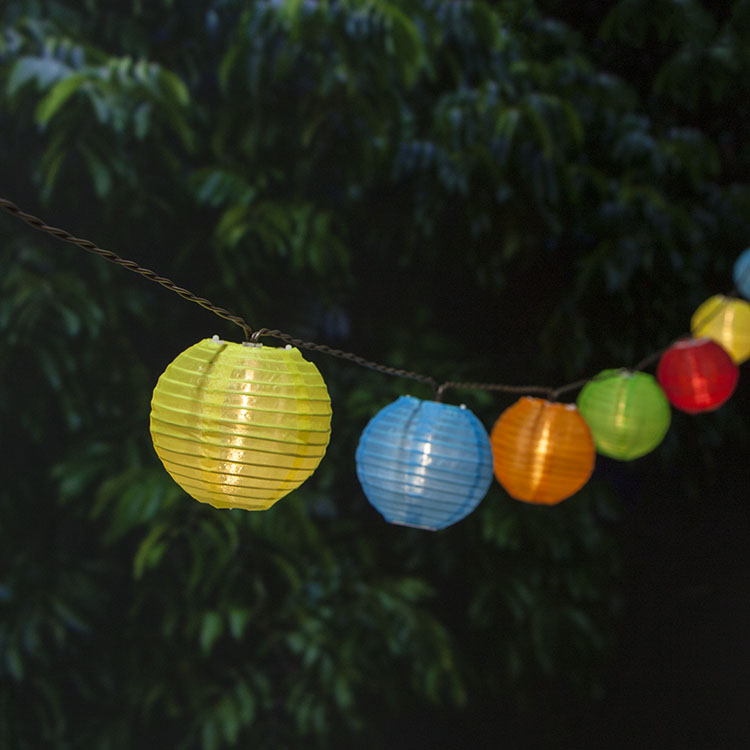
[1,1,748,748]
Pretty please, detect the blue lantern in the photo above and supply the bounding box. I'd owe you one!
[735,248,750,299]
[355,395,493,530]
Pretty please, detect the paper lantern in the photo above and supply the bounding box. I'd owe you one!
[355,395,493,530]
[657,338,739,414]
[690,295,750,364]
[577,370,671,460]
[734,248,750,299]
[150,337,332,510]
[490,397,595,505]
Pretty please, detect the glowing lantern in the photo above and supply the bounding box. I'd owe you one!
[150,337,332,510]
[490,397,595,505]
[576,370,671,460]
[690,295,750,364]
[355,395,493,530]
[656,338,738,413]
[734,248,750,299]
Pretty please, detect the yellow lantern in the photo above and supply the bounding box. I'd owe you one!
[490,397,595,505]
[690,295,750,364]
[150,337,332,510]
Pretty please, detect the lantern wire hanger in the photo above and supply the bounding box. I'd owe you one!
[1,196,746,401]
[0,198,255,341]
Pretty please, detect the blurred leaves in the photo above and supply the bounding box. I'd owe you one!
[0,0,748,748]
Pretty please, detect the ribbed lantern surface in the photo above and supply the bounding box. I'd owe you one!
[355,395,493,531]
[734,248,750,300]
[490,397,595,505]
[690,295,750,364]
[657,338,739,414]
[576,370,671,460]
[150,338,332,510]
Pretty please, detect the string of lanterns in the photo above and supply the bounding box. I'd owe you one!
[2,197,749,531]
[149,249,750,531]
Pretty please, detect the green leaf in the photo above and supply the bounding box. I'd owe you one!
[157,68,189,106]
[34,72,88,126]
[6,56,71,97]
[496,106,520,142]
[216,204,251,247]
[6,649,24,680]
[521,93,554,157]
[133,522,169,578]
[79,144,113,198]
[333,677,353,709]
[234,681,256,723]
[227,607,250,639]
[201,719,221,750]
[217,696,240,744]
[133,102,152,139]
[200,611,224,654]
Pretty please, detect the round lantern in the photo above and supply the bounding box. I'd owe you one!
[576,370,671,460]
[150,337,332,510]
[490,397,595,505]
[355,395,493,531]
[690,295,750,364]
[734,248,750,299]
[657,338,739,413]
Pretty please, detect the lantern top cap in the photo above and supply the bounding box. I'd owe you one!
[203,337,298,352]
[520,396,545,405]
[521,396,578,411]
[700,293,749,306]
[397,394,475,413]
[670,337,715,350]
[596,367,635,378]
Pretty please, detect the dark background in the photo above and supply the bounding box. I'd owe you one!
[1,1,749,748]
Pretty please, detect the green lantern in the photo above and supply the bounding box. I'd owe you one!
[576,369,671,461]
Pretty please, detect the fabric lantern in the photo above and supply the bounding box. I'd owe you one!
[690,295,750,364]
[657,338,739,413]
[734,248,750,299]
[150,337,332,510]
[490,397,595,505]
[576,369,671,460]
[355,395,493,531]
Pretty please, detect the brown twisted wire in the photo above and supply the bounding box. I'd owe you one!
[435,372,608,401]
[2,196,745,402]
[433,282,743,401]
[251,328,439,388]
[0,197,254,340]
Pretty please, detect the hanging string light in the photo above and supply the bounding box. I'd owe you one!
[490,398,595,505]
[150,337,332,510]
[2,197,749,525]
[355,396,493,530]
[576,370,671,460]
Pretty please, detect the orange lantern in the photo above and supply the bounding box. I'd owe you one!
[490,397,595,505]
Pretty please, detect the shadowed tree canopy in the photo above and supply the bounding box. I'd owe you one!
[1,1,749,748]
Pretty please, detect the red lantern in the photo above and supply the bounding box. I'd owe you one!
[656,338,739,414]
